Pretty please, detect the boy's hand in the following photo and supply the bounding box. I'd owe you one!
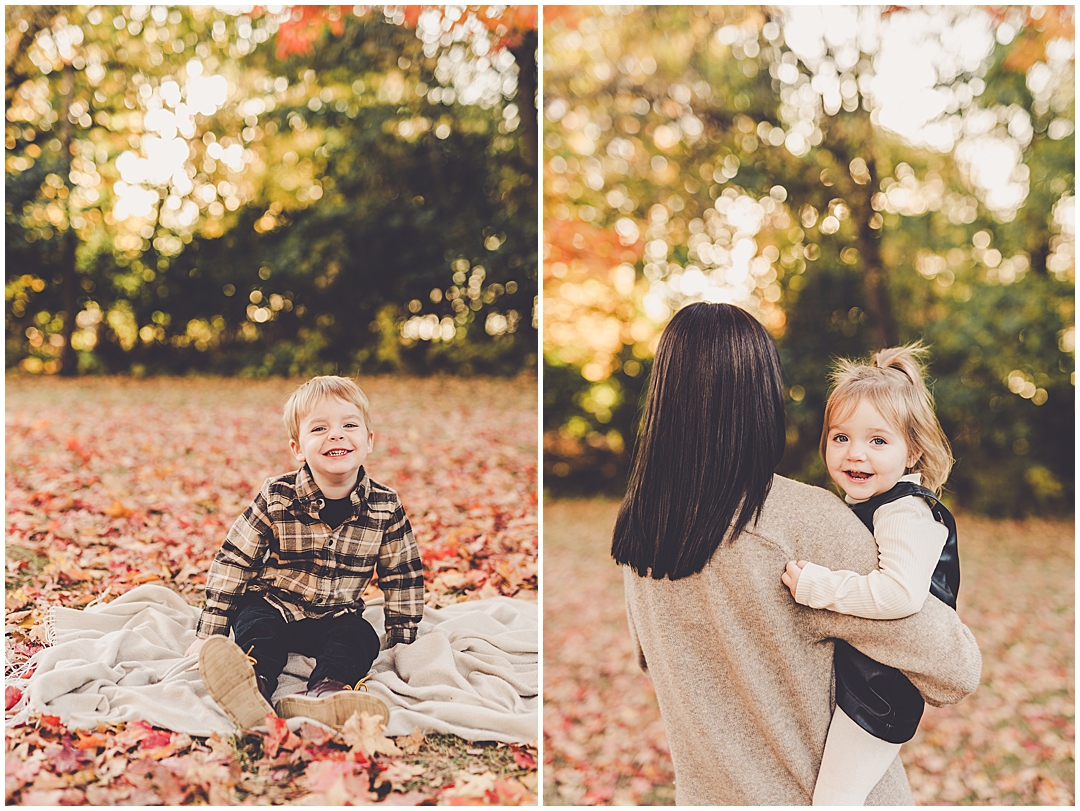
[184,637,207,659]
[781,560,806,599]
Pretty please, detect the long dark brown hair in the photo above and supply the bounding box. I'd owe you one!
[611,303,787,580]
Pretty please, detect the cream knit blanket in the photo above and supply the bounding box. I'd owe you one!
[9,584,537,742]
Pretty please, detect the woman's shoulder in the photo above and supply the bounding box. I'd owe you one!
[754,475,878,569]
[752,475,861,542]
[766,474,848,512]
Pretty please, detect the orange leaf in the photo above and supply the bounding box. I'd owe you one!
[105,500,133,519]
[127,572,163,585]
[401,7,425,27]
[39,715,63,730]
[58,566,94,584]
[543,6,586,32]
[341,712,400,758]
[544,219,644,275]
[75,731,109,750]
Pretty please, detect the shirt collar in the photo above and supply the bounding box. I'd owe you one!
[292,464,371,515]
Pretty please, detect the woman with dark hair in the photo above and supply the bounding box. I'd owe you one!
[612,302,980,805]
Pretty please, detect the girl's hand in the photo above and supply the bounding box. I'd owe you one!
[781,560,806,599]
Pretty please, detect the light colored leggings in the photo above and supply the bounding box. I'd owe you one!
[812,706,902,805]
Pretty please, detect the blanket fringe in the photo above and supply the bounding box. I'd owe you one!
[83,585,112,610]
[44,606,58,646]
[6,658,34,681]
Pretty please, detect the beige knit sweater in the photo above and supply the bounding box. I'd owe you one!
[623,475,981,805]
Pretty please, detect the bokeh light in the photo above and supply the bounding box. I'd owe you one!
[543,5,1073,518]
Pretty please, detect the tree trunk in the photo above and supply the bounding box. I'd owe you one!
[1028,229,1049,276]
[57,61,80,376]
[855,152,898,349]
[508,30,537,173]
[5,7,62,104]
[834,110,899,350]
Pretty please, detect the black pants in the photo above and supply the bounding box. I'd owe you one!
[232,593,381,693]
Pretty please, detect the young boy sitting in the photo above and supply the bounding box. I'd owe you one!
[184,375,424,730]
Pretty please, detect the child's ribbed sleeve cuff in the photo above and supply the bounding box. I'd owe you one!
[793,561,837,609]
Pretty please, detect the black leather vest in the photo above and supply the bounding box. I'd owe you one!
[832,481,960,744]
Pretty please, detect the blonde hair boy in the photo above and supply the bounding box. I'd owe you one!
[189,374,423,733]
[284,375,373,445]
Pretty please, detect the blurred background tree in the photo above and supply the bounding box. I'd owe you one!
[543,5,1073,515]
[6,5,537,379]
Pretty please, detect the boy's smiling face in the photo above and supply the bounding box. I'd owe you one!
[290,395,374,493]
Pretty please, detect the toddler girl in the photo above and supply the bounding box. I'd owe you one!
[781,344,960,805]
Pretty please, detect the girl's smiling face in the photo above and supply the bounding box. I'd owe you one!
[290,395,374,489]
[824,400,917,500]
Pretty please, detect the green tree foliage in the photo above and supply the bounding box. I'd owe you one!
[543,6,1073,515]
[6,6,537,378]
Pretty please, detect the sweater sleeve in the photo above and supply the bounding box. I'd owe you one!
[793,495,948,619]
[805,595,981,707]
[623,572,649,675]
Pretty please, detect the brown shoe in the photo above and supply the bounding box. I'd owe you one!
[199,636,276,730]
[274,678,390,729]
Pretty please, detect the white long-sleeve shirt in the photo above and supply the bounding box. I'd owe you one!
[793,474,949,620]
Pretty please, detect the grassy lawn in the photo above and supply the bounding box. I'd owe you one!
[543,498,1074,805]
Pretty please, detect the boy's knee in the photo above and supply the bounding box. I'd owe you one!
[325,615,380,657]
[355,615,380,642]
[334,614,380,652]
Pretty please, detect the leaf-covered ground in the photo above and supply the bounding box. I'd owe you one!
[544,499,1074,805]
[5,375,538,805]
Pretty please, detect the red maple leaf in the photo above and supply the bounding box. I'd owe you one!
[543,6,587,32]
[512,747,537,769]
[265,4,537,61]
[544,219,644,276]
[139,728,174,750]
[264,713,301,757]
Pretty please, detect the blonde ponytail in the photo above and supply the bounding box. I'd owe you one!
[873,344,927,384]
[820,342,953,493]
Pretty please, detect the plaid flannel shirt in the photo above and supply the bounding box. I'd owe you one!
[195,464,424,647]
